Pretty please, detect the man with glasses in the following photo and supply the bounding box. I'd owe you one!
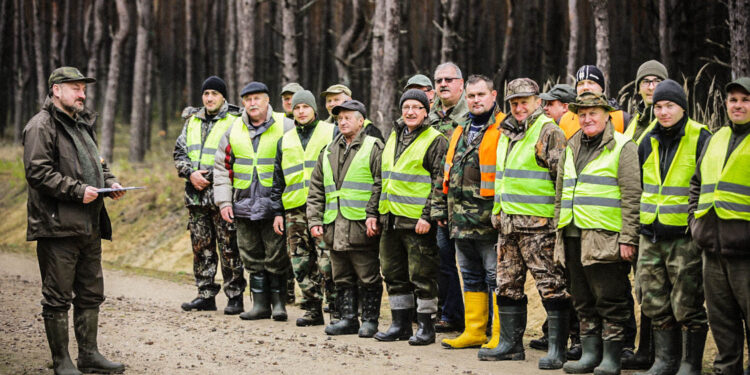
[624,60,668,145]
[428,62,469,334]
[375,89,447,346]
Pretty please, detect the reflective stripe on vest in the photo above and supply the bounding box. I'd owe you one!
[695,126,750,221]
[640,119,707,226]
[186,114,237,170]
[623,113,658,145]
[558,131,630,232]
[229,116,284,189]
[280,121,335,210]
[493,114,556,218]
[379,127,443,219]
[322,136,376,223]
[443,111,506,196]
[557,110,625,140]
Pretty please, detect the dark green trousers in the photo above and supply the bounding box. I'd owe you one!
[379,228,439,301]
[236,217,290,275]
[329,249,382,289]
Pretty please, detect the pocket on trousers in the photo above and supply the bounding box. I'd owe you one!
[348,220,375,247]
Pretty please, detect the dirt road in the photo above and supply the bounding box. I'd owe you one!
[1,251,636,375]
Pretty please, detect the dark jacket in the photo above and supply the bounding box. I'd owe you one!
[688,122,750,256]
[306,129,383,251]
[380,118,447,230]
[173,102,241,208]
[23,98,118,241]
[638,116,711,242]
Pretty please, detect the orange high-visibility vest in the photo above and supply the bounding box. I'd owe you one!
[557,110,625,140]
[443,111,506,197]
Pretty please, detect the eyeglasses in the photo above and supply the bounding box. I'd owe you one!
[640,78,663,87]
[402,105,425,113]
[434,77,460,84]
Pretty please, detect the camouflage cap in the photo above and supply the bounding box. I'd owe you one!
[281,82,304,95]
[726,77,750,94]
[404,74,434,90]
[567,92,615,114]
[48,66,96,88]
[504,78,539,101]
[320,84,352,98]
[539,84,577,103]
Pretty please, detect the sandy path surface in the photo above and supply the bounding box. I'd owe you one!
[0,251,640,375]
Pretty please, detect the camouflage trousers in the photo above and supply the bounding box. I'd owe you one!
[380,228,440,312]
[496,230,569,303]
[564,236,632,341]
[187,206,246,299]
[284,207,334,306]
[636,235,707,330]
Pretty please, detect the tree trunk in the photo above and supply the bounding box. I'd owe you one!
[658,0,671,72]
[100,0,130,163]
[280,0,298,84]
[728,0,750,79]
[369,0,385,114]
[589,0,610,95]
[143,48,154,151]
[224,0,237,101]
[566,0,579,84]
[495,0,514,85]
[334,0,366,86]
[13,0,30,144]
[129,0,152,162]
[439,0,461,62]
[31,0,47,106]
[185,0,194,105]
[237,0,256,86]
[60,0,70,63]
[50,0,60,68]
[86,0,105,111]
[371,0,399,135]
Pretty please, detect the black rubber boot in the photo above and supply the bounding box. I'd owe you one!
[240,273,271,320]
[635,327,680,375]
[675,326,707,375]
[477,302,526,361]
[180,296,217,312]
[269,272,288,321]
[409,313,436,345]
[539,309,570,369]
[74,308,125,374]
[594,340,624,375]
[223,295,244,315]
[374,308,413,341]
[563,335,603,374]
[623,313,654,370]
[296,301,325,327]
[43,311,82,375]
[325,287,359,335]
[359,284,382,338]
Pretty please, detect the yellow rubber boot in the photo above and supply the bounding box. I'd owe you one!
[441,291,489,349]
[481,294,500,349]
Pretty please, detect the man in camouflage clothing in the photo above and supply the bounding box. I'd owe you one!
[477,78,570,369]
[174,76,246,315]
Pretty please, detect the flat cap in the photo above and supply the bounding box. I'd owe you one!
[505,78,539,101]
[281,82,304,95]
[568,92,615,114]
[404,74,434,90]
[321,84,352,98]
[539,84,577,103]
[332,100,367,117]
[726,77,750,94]
[240,81,270,97]
[48,66,96,88]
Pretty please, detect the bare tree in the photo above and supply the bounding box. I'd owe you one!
[728,0,749,78]
[566,0,579,84]
[333,0,368,86]
[13,0,30,143]
[237,0,257,86]
[437,0,461,62]
[129,0,152,162]
[50,0,61,67]
[31,0,47,106]
[225,1,238,100]
[281,0,299,84]
[589,0,610,95]
[658,0,672,72]
[100,0,130,162]
[370,0,399,134]
[85,0,105,110]
[495,0,514,85]
[185,0,194,104]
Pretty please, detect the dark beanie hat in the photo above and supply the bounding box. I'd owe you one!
[399,89,430,112]
[201,76,228,99]
[575,65,606,92]
[652,79,687,110]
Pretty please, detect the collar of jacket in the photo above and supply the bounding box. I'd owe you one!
[393,117,430,134]
[43,96,96,128]
[194,101,240,121]
[730,121,750,136]
[429,94,468,123]
[334,126,368,149]
[652,115,688,142]
[501,106,543,133]
[241,104,275,130]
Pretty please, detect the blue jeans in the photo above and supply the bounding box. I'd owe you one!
[437,226,464,323]
[455,238,497,293]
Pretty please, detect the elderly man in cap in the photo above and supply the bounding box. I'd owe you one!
[541,84,578,139]
[689,77,750,375]
[307,100,384,338]
[405,74,436,107]
[321,84,383,141]
[280,82,304,118]
[478,78,570,370]
[174,76,246,315]
[375,89,447,345]
[23,66,126,374]
[624,60,669,145]
[271,89,338,327]
[428,61,469,334]
[214,81,294,322]
[555,92,641,375]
